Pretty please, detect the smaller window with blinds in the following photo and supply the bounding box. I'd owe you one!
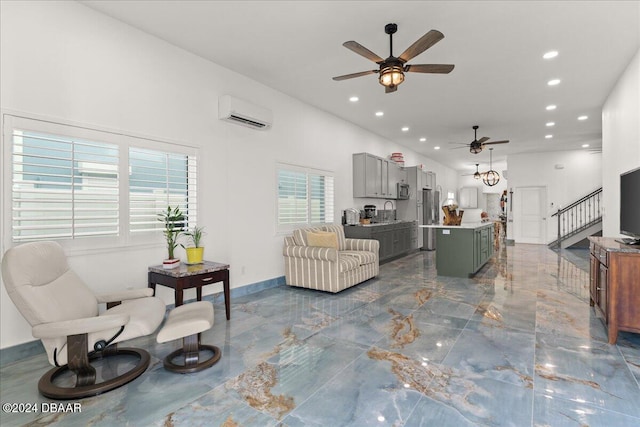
[277,163,334,232]
[129,147,197,233]
[11,129,119,242]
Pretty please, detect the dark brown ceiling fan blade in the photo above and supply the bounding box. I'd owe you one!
[332,70,378,81]
[404,64,454,74]
[484,140,509,145]
[398,30,444,63]
[385,85,398,94]
[343,41,384,63]
[477,137,490,144]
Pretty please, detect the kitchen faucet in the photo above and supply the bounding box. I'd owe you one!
[384,200,395,221]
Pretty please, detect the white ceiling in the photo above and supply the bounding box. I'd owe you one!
[81,1,640,172]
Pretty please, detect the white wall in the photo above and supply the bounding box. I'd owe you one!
[0,1,458,348]
[602,49,640,236]
[507,150,603,243]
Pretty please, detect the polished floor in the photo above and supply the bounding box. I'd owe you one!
[2,243,640,426]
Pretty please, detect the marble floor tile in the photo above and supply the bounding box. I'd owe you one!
[532,391,640,427]
[2,242,639,427]
[405,371,534,427]
[442,319,536,388]
[283,349,424,426]
[535,332,640,418]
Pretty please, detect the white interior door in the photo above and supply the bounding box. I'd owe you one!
[515,186,547,244]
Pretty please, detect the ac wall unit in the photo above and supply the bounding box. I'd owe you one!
[218,95,273,130]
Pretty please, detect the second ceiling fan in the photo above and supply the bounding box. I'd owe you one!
[332,23,455,93]
[452,125,509,154]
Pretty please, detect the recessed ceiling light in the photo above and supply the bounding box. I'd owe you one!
[349,96,359,102]
[419,137,426,142]
[401,127,409,132]
[375,111,384,117]
[545,134,553,139]
[582,144,590,148]
[546,122,555,127]
[543,50,559,59]
[434,146,440,150]
[546,105,557,111]
[547,79,561,86]
[578,115,588,121]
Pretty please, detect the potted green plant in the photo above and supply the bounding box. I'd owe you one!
[182,225,205,264]
[158,205,184,269]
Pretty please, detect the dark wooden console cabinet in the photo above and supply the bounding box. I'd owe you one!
[588,237,640,344]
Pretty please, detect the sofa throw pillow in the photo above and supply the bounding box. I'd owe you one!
[306,231,338,249]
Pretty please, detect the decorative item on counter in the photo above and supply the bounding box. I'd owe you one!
[364,204,377,220]
[158,205,185,269]
[481,211,490,222]
[442,192,464,225]
[360,218,371,225]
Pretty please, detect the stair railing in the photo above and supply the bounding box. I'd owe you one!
[550,188,603,248]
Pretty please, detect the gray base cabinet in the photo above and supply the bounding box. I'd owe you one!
[434,223,494,277]
[344,221,417,263]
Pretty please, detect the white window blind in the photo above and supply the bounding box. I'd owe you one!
[5,114,198,249]
[277,164,334,231]
[129,148,197,233]
[11,130,119,242]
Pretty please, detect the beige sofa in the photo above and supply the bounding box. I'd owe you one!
[283,224,379,293]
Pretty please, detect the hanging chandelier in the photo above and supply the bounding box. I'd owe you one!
[482,148,500,186]
[473,163,481,180]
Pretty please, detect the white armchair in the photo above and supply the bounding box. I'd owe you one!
[1,241,166,399]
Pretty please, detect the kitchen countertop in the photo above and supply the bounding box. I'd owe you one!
[346,220,417,228]
[419,222,493,230]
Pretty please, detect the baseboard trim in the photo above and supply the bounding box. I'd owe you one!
[0,276,286,367]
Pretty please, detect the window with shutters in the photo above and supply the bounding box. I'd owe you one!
[129,147,197,234]
[3,114,198,249]
[276,163,334,232]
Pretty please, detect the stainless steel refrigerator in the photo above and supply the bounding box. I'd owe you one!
[422,189,440,250]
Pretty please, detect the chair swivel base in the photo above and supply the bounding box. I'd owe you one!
[156,301,220,373]
[163,343,221,373]
[38,347,150,400]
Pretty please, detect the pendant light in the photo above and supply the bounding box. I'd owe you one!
[482,148,500,186]
[473,163,481,180]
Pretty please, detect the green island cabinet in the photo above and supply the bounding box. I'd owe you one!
[430,223,494,277]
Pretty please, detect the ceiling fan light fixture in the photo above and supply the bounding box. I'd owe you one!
[379,65,405,87]
[473,164,481,180]
[470,145,482,154]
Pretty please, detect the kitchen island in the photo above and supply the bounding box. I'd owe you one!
[420,222,494,277]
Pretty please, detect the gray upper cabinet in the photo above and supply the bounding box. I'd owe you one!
[387,162,406,199]
[354,153,402,199]
[424,171,436,189]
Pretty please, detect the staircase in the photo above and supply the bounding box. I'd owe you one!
[549,188,603,249]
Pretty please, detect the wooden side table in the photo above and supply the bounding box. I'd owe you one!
[148,261,230,320]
